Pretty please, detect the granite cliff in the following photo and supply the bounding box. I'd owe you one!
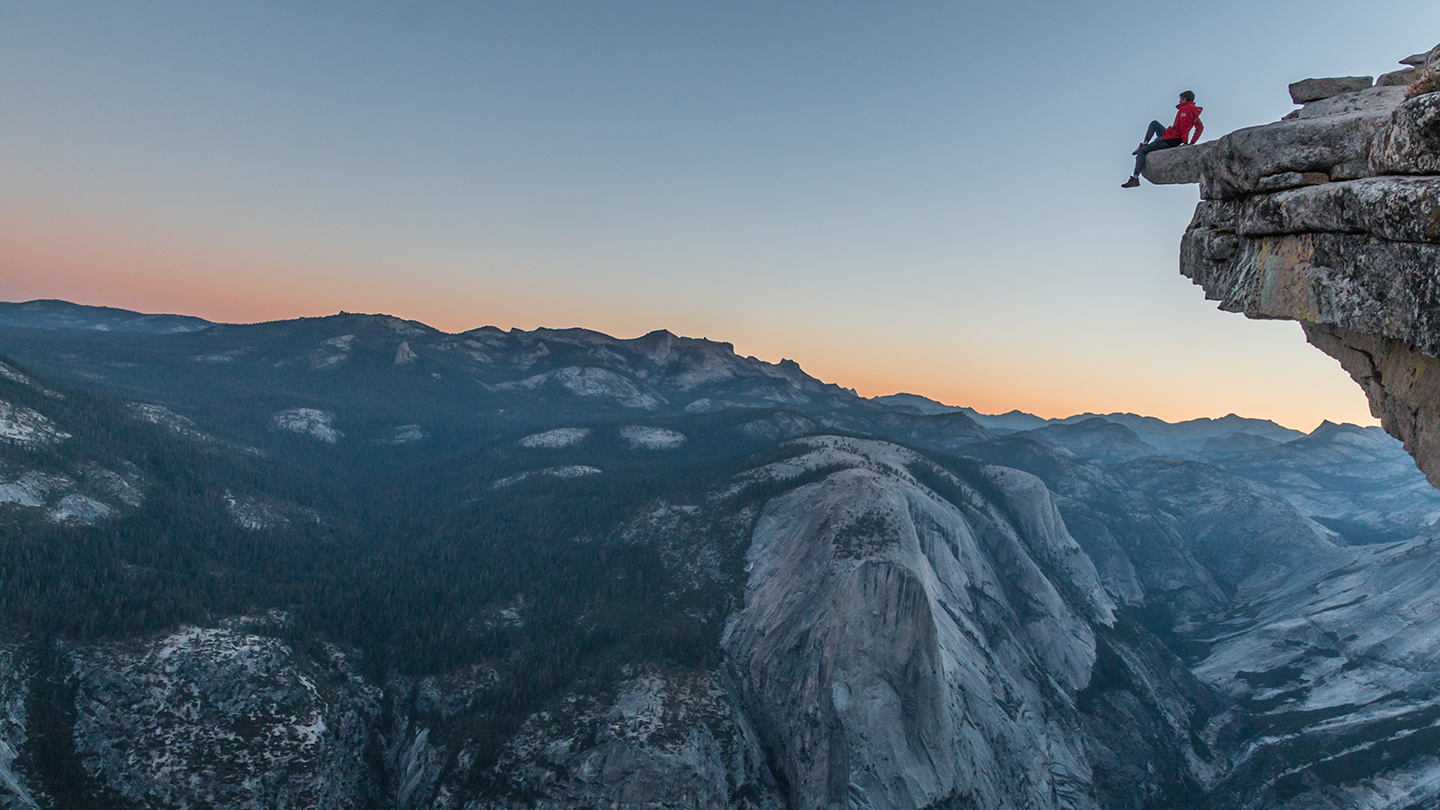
[1152,42,1440,487]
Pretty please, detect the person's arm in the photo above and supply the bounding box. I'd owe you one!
[1190,119,1204,145]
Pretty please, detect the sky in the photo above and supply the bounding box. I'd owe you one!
[3,1,1438,430]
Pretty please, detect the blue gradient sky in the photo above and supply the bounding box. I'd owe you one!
[3,1,1438,429]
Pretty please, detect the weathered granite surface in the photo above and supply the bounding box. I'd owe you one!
[1289,75,1374,104]
[1143,142,1212,185]
[722,437,1115,809]
[1177,43,1440,487]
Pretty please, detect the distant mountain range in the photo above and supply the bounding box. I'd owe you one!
[875,391,1307,455]
[0,301,1325,452]
[3,298,1440,808]
[877,392,1433,544]
[0,299,213,333]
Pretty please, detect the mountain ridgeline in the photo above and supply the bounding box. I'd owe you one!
[2,299,1440,809]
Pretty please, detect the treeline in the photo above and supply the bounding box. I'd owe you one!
[0,362,843,768]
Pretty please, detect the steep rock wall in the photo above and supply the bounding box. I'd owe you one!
[722,437,1123,809]
[1169,43,1440,486]
[0,646,39,810]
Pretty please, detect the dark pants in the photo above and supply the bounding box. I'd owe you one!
[1135,120,1182,176]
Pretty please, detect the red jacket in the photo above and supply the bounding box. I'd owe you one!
[1163,101,1204,143]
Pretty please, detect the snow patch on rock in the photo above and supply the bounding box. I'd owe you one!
[0,401,69,447]
[668,352,743,390]
[484,598,527,630]
[619,426,686,450]
[495,367,663,409]
[48,493,114,525]
[519,428,590,449]
[127,403,216,444]
[193,348,247,364]
[493,466,602,489]
[312,334,355,369]
[225,492,289,531]
[0,470,72,507]
[272,409,341,443]
[609,675,667,742]
[741,435,921,486]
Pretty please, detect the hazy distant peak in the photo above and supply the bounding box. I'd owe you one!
[1025,418,1160,464]
[870,393,963,415]
[1310,419,1362,434]
[1,299,214,334]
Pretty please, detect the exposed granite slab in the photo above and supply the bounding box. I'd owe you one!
[1201,107,1396,199]
[1142,142,1212,185]
[1236,176,1440,242]
[1289,76,1373,103]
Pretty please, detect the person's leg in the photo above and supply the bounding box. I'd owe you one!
[1127,125,1178,186]
[1134,139,1170,177]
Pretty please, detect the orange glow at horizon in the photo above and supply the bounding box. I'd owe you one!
[2,205,1379,435]
[1,202,535,332]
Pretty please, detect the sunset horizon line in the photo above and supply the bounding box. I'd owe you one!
[0,295,1367,434]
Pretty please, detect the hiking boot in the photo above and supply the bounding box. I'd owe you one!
[1121,176,1140,188]
[1132,143,1145,155]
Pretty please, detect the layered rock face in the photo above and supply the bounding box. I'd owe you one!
[1161,44,1440,486]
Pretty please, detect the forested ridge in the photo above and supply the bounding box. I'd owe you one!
[0,353,867,777]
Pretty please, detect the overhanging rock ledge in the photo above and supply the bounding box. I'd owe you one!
[1160,43,1440,488]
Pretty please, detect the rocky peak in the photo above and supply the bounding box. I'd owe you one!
[1158,42,1440,488]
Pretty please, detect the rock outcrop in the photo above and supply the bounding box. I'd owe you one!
[722,437,1157,809]
[0,646,39,810]
[1167,43,1440,487]
[471,668,785,810]
[69,618,382,808]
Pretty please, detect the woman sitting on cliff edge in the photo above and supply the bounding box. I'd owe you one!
[1123,91,1203,188]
